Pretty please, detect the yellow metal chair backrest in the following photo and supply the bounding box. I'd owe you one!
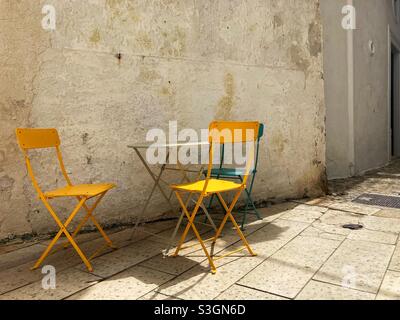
[204,121,260,193]
[16,128,73,198]
[16,128,60,150]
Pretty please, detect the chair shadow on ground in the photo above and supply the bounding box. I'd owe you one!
[0,201,298,300]
[94,204,296,300]
[81,222,290,300]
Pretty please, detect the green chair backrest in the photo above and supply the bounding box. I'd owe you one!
[218,122,265,173]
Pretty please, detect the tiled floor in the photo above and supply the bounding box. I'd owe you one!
[2,163,400,300]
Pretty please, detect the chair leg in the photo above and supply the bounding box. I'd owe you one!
[246,174,262,220]
[216,192,257,257]
[238,174,261,230]
[245,190,261,220]
[214,190,242,242]
[64,192,116,250]
[32,198,93,272]
[174,192,217,274]
[173,192,203,256]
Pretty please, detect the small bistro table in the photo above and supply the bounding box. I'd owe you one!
[127,141,218,255]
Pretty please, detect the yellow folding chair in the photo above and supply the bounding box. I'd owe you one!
[170,121,259,274]
[16,128,116,272]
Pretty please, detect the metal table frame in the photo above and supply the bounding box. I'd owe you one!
[127,142,217,255]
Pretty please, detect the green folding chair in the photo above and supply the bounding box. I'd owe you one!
[205,123,265,230]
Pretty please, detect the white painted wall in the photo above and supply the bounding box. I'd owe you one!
[324,0,400,179]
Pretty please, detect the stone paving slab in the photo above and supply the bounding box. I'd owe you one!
[143,220,180,233]
[289,204,329,213]
[389,244,400,272]
[300,222,349,242]
[327,202,381,216]
[216,284,287,300]
[0,263,45,296]
[0,244,99,295]
[319,210,362,227]
[147,224,210,246]
[296,280,375,300]
[0,244,50,272]
[140,225,261,278]
[157,220,309,300]
[140,254,204,276]
[347,229,398,245]
[139,291,181,300]
[245,219,310,257]
[376,270,400,300]
[314,239,395,294]
[374,208,400,219]
[40,230,104,247]
[139,220,270,277]
[0,241,40,255]
[76,239,166,278]
[3,189,400,301]
[360,216,400,234]
[279,209,324,224]
[157,257,254,300]
[238,236,341,299]
[0,268,101,300]
[68,266,174,300]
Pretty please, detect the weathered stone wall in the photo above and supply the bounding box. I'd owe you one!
[0,0,325,240]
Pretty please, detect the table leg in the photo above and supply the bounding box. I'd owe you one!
[131,149,175,240]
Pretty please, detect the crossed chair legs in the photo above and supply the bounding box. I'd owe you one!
[173,188,257,274]
[32,191,116,272]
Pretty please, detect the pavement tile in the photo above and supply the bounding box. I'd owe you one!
[296,280,375,300]
[0,241,40,255]
[327,202,381,216]
[76,240,165,278]
[376,270,400,300]
[68,266,174,300]
[319,210,361,226]
[301,222,349,241]
[245,219,310,257]
[157,257,255,300]
[148,224,210,247]
[238,236,341,299]
[258,203,298,220]
[347,229,398,245]
[0,246,95,295]
[314,239,394,293]
[290,204,329,213]
[158,220,309,300]
[280,209,324,224]
[360,216,400,234]
[140,221,263,276]
[389,243,400,272]
[140,291,181,300]
[216,284,287,300]
[0,244,50,272]
[40,230,103,247]
[0,268,101,300]
[145,220,180,233]
[374,209,400,219]
[0,264,44,295]
[140,254,204,276]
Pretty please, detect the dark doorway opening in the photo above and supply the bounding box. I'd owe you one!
[391,44,400,157]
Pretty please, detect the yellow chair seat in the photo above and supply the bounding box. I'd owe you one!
[171,179,242,194]
[45,183,115,198]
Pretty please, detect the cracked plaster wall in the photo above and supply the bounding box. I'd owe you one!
[0,0,325,239]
